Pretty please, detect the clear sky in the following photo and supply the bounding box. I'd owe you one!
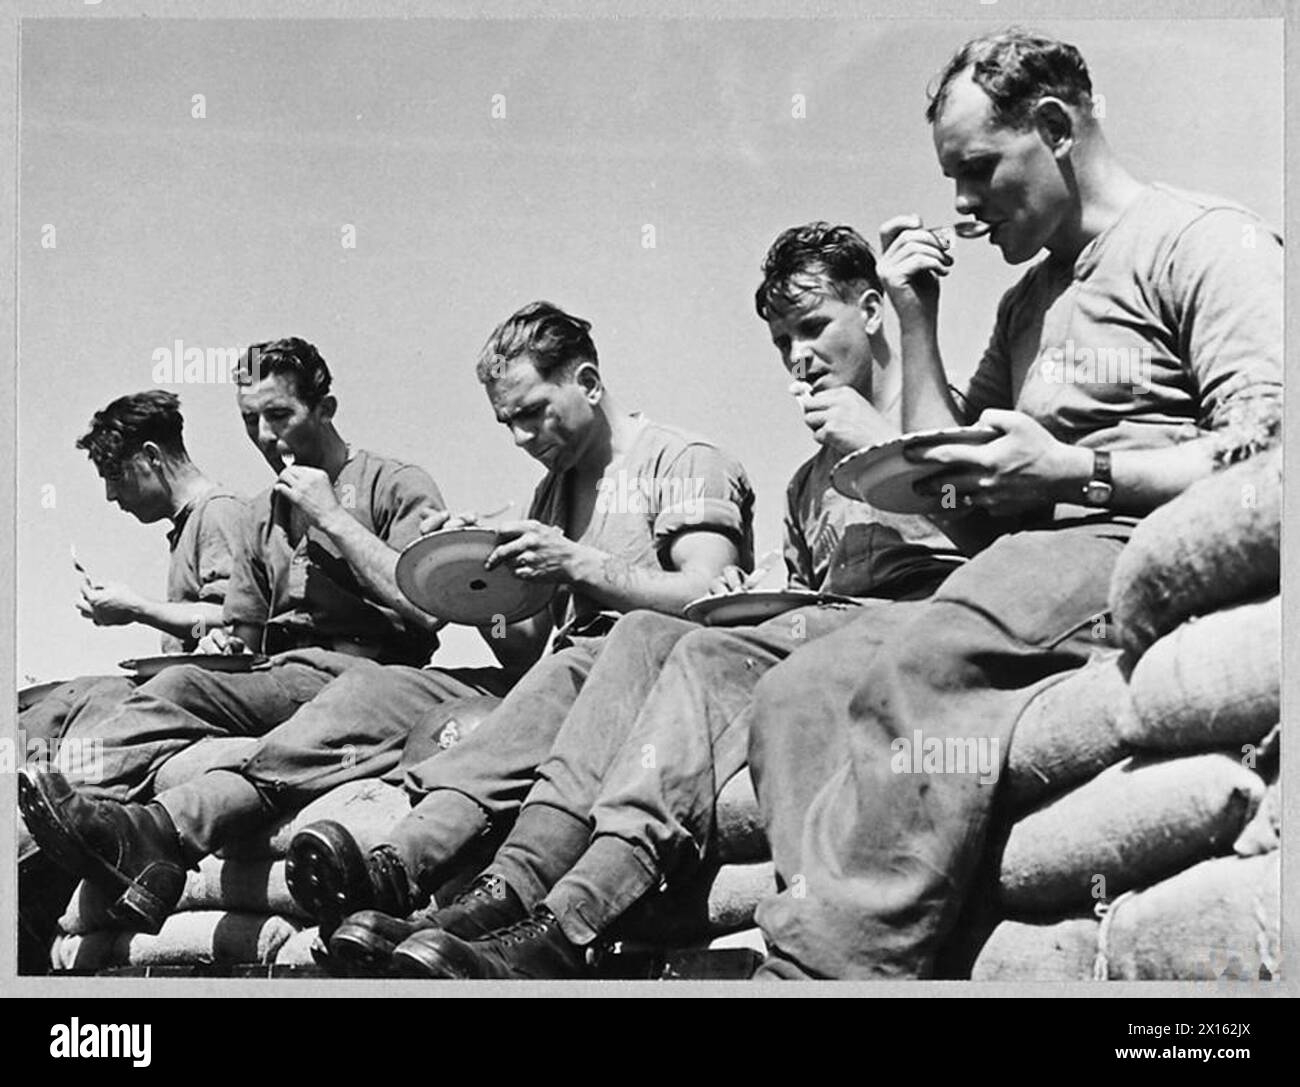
[17,16,1282,681]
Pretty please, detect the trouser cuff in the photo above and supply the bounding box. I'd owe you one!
[546,835,661,947]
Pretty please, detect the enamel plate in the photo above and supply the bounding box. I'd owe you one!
[684,590,859,628]
[830,425,1000,514]
[395,528,556,626]
[118,654,268,679]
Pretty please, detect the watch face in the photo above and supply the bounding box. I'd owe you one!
[1083,481,1114,506]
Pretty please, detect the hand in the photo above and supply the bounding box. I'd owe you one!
[76,581,145,626]
[878,213,952,318]
[792,382,897,456]
[485,519,590,583]
[195,627,249,656]
[418,508,483,536]
[273,465,345,531]
[909,409,1089,516]
[707,565,751,596]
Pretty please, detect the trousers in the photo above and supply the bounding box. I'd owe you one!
[749,520,1133,978]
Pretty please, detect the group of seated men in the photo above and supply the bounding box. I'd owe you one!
[19,29,1282,980]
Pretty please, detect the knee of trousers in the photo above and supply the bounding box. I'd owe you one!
[134,664,216,703]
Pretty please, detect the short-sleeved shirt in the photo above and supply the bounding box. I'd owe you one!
[223,448,444,666]
[527,415,755,637]
[963,184,1283,455]
[785,445,962,601]
[161,484,249,654]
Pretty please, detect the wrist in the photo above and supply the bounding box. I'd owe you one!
[1050,444,1097,503]
[568,546,605,586]
[317,506,355,540]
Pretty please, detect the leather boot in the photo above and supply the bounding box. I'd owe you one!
[286,820,420,937]
[18,768,186,934]
[390,906,587,980]
[327,873,526,977]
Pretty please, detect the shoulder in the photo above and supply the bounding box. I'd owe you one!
[633,418,750,480]
[785,449,826,504]
[348,449,441,495]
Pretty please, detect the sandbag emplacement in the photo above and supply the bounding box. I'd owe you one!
[217,778,410,860]
[970,916,1100,982]
[152,736,259,795]
[51,911,301,971]
[617,861,775,945]
[1006,653,1132,811]
[1100,853,1280,981]
[1110,448,1280,661]
[999,752,1264,913]
[1123,597,1279,753]
[714,768,768,864]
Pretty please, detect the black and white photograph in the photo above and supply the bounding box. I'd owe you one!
[3,0,1291,1043]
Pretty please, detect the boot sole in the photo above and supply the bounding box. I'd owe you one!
[284,822,370,937]
[17,769,171,934]
[328,921,405,978]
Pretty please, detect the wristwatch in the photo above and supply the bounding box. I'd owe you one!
[1081,450,1113,507]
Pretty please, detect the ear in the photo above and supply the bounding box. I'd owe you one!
[1031,97,1075,158]
[856,287,885,336]
[574,361,603,403]
[317,394,339,421]
[140,441,167,471]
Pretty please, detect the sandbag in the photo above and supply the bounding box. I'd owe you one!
[1101,853,1280,980]
[1233,781,1280,857]
[1121,597,1279,753]
[1110,448,1280,660]
[218,778,411,860]
[152,736,259,794]
[970,916,1100,982]
[618,861,775,945]
[714,768,768,864]
[1005,653,1132,810]
[274,925,323,967]
[52,911,300,971]
[999,752,1264,913]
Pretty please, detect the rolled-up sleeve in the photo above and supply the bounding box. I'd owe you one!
[193,495,248,605]
[650,443,754,565]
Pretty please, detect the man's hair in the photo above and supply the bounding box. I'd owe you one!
[925,28,1093,129]
[76,389,187,478]
[476,301,599,386]
[236,337,332,407]
[754,221,882,320]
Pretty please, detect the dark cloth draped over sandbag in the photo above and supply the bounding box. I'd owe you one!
[1005,651,1132,812]
[998,751,1264,913]
[1121,597,1279,753]
[1110,448,1280,661]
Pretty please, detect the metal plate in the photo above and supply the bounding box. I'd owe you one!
[117,654,267,679]
[395,528,555,627]
[683,590,859,627]
[830,425,999,514]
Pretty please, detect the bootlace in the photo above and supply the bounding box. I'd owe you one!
[496,908,557,947]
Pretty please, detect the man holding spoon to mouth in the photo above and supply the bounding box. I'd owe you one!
[748,28,1283,980]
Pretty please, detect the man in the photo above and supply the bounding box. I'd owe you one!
[24,308,753,936]
[748,30,1283,979]
[21,390,247,760]
[293,224,962,979]
[281,300,756,944]
[19,336,478,931]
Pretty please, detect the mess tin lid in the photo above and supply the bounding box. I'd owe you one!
[830,424,999,515]
[395,528,556,627]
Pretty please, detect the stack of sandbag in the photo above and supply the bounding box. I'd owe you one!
[51,742,776,971]
[972,448,1281,981]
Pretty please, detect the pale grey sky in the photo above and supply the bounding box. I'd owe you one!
[18,16,1282,680]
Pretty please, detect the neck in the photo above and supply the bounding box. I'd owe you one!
[317,427,352,480]
[164,461,215,521]
[1048,138,1146,262]
[572,395,639,478]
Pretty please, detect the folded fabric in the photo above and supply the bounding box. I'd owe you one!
[52,911,300,971]
[1005,652,1132,811]
[998,752,1264,913]
[1110,448,1280,661]
[1122,597,1279,753]
[152,736,259,795]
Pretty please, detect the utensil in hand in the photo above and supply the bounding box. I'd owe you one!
[740,548,783,591]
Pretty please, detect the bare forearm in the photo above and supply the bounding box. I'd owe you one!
[133,599,226,641]
[319,514,445,633]
[568,549,716,615]
[898,308,965,432]
[1050,439,1220,515]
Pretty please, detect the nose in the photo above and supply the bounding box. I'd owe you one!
[257,418,278,449]
[104,477,118,502]
[510,423,534,450]
[954,182,979,217]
